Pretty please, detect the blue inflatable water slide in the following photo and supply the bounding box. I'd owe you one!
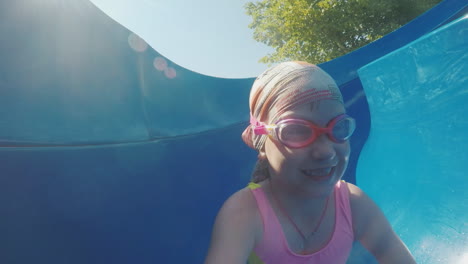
[0,0,466,263]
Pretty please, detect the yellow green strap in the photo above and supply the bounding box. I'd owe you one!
[247,252,265,264]
[247,182,261,190]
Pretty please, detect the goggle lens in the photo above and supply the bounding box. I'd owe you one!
[278,123,313,145]
[275,115,355,148]
[332,117,355,142]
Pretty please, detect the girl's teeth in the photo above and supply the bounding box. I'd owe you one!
[303,168,332,176]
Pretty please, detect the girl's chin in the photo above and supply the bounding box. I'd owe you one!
[299,179,339,197]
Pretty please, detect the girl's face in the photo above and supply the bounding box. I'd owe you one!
[264,99,350,197]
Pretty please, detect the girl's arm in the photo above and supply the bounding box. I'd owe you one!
[204,188,261,264]
[347,183,417,264]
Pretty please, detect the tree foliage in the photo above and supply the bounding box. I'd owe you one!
[245,0,442,64]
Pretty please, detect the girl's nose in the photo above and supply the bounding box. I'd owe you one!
[309,134,336,161]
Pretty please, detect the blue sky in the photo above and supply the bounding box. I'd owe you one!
[90,0,275,78]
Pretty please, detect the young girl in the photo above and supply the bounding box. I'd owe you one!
[204,62,416,264]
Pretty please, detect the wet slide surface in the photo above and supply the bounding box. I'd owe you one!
[0,0,466,263]
[357,15,468,263]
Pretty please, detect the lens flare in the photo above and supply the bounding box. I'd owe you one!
[153,57,168,71]
[164,67,177,79]
[128,33,148,52]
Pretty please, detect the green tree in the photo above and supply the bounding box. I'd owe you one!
[245,0,442,64]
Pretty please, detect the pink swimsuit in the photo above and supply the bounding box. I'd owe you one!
[247,180,354,264]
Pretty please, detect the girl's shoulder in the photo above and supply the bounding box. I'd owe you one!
[223,185,260,213]
[340,182,416,262]
[205,186,263,263]
[342,181,369,206]
[217,184,263,238]
[343,181,370,213]
[343,181,363,199]
[343,182,385,240]
[221,186,261,226]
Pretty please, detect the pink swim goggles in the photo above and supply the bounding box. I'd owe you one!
[251,114,356,148]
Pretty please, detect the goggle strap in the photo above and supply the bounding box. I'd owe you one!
[250,114,268,135]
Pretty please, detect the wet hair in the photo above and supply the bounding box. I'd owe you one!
[250,158,270,183]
